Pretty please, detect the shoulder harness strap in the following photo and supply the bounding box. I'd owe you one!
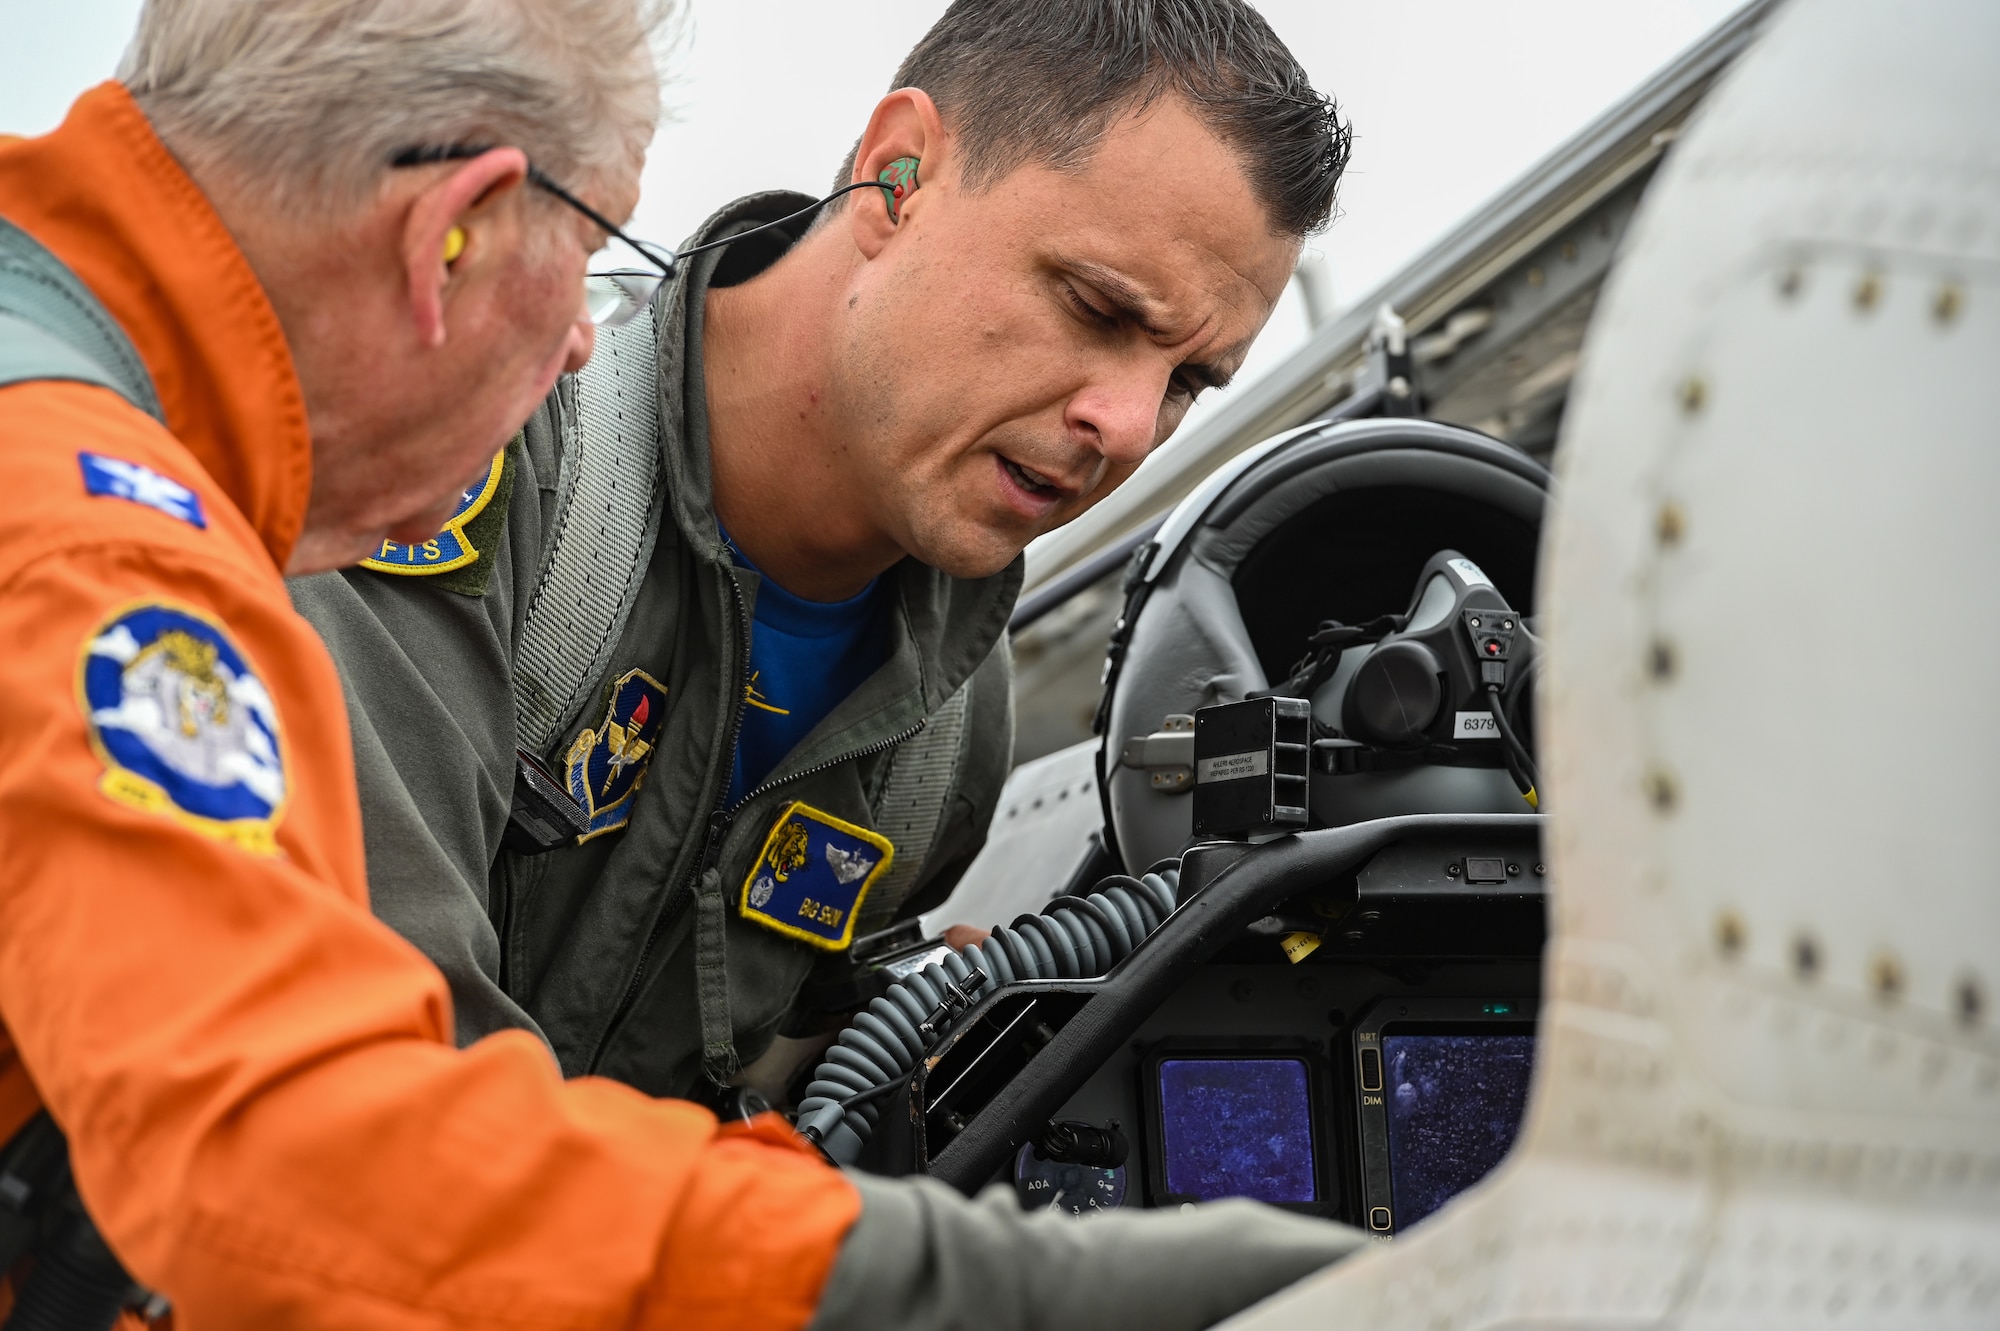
[0,214,163,420]
[513,291,666,760]
[858,684,971,935]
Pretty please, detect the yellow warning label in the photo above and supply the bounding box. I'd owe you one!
[1280,931,1323,965]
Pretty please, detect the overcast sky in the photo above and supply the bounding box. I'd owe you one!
[3,0,1746,417]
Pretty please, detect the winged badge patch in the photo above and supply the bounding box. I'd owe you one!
[563,669,670,840]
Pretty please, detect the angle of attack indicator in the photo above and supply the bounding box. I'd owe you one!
[1012,1140,1128,1215]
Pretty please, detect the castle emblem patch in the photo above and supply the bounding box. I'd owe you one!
[78,602,286,854]
[739,801,894,951]
[359,448,506,576]
[563,669,669,840]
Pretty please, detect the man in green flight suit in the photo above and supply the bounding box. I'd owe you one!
[292,0,1349,1109]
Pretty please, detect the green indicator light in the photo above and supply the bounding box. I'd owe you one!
[1482,1002,1514,1015]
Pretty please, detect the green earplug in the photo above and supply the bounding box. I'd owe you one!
[878,157,920,222]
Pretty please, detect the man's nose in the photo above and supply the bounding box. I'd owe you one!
[1066,364,1166,467]
[562,316,597,375]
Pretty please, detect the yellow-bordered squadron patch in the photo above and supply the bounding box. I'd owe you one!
[564,669,669,840]
[77,600,287,855]
[359,448,506,576]
[739,802,894,951]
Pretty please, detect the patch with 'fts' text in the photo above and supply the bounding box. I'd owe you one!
[359,446,507,582]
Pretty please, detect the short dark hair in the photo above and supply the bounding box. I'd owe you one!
[844,0,1350,237]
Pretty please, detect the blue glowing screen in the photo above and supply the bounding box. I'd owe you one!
[1381,1033,1535,1228]
[1157,1058,1317,1203]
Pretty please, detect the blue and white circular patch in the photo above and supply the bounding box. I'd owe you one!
[78,602,287,854]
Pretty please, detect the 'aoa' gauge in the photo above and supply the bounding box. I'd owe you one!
[1012,1140,1128,1215]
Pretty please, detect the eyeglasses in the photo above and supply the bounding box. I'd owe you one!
[392,145,896,329]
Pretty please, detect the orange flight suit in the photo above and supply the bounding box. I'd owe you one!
[0,85,859,1327]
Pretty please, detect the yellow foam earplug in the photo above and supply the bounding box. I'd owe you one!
[443,225,468,265]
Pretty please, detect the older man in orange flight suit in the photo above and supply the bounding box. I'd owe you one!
[0,9,863,1329]
[0,2,1358,1328]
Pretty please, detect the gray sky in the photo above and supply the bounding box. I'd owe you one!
[2,0,1745,416]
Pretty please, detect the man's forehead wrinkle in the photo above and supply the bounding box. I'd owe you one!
[1067,253,1265,394]
[1056,241,1261,348]
[1059,256,1185,339]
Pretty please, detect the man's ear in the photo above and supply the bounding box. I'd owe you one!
[402,148,530,348]
[849,87,946,260]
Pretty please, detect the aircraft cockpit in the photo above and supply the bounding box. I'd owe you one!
[785,413,1550,1236]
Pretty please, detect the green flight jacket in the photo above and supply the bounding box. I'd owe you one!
[289,193,1019,1095]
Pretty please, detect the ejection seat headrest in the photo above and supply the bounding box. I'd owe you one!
[1102,418,1552,874]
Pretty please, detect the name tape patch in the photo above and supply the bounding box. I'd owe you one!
[564,668,669,841]
[359,449,505,575]
[79,453,206,529]
[78,601,286,854]
[1196,749,1269,784]
[740,802,894,951]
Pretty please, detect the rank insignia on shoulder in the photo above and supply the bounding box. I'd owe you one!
[78,452,206,529]
[739,802,894,951]
[77,601,286,855]
[563,669,669,841]
[359,447,506,576]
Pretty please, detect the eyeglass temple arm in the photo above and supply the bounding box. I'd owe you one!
[520,166,683,273]
[389,145,677,273]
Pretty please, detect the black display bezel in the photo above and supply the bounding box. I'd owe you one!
[1350,996,1537,1235]
[1138,1038,1337,1218]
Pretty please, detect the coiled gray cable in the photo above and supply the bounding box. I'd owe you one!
[796,867,1181,1162]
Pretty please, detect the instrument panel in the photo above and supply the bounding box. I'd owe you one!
[1038,960,1539,1231]
[866,820,1549,1236]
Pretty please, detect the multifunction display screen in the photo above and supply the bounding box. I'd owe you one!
[1157,1057,1317,1204]
[1380,1033,1535,1228]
